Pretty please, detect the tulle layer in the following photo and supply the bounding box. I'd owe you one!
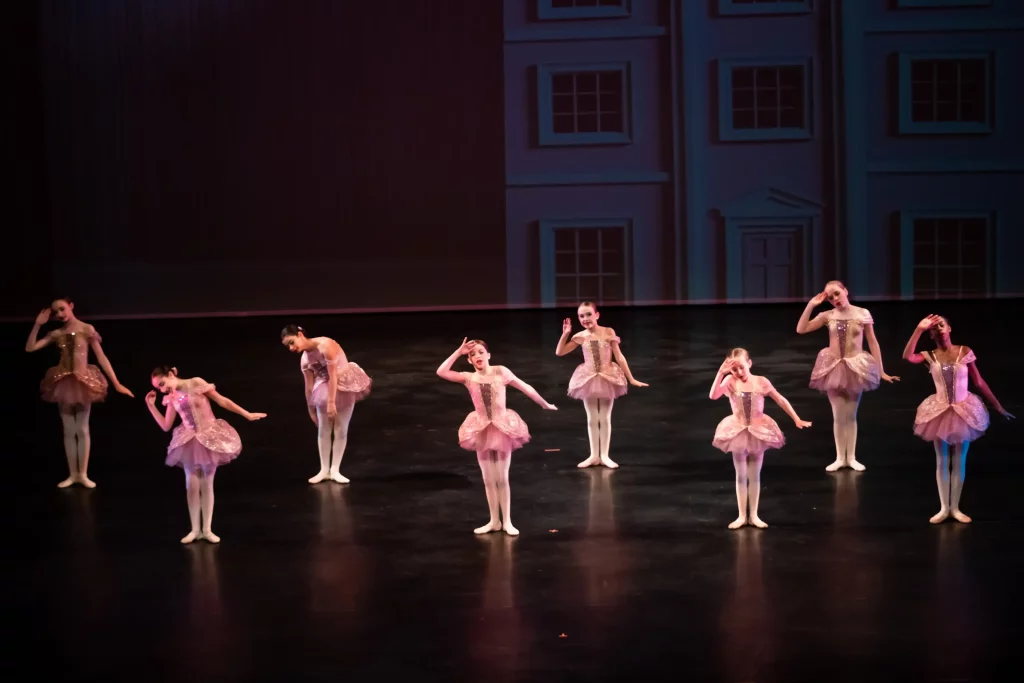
[40,366,108,405]
[712,416,785,455]
[458,411,531,453]
[309,363,372,407]
[165,439,240,469]
[809,350,880,394]
[167,419,242,461]
[913,394,989,445]
[567,365,628,401]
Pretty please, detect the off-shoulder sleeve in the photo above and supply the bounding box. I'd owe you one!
[860,309,875,325]
[190,378,216,394]
[610,335,622,344]
[962,349,977,365]
[300,352,311,373]
[759,377,776,394]
[86,325,103,343]
[500,366,520,384]
[162,394,173,407]
[570,332,587,344]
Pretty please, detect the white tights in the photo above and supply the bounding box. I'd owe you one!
[310,398,355,483]
[730,450,767,528]
[826,390,864,471]
[182,464,219,543]
[476,452,516,535]
[932,440,971,523]
[58,404,93,487]
[580,397,617,468]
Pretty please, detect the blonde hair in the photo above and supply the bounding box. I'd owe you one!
[728,347,750,361]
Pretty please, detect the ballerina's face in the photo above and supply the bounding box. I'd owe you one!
[151,373,181,394]
[51,299,74,323]
[578,305,599,329]
[729,355,751,382]
[281,334,305,353]
[468,343,491,371]
[929,316,951,342]
[824,283,849,309]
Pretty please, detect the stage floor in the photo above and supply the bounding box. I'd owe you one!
[7,300,1023,681]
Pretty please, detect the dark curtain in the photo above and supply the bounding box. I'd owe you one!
[7,0,505,317]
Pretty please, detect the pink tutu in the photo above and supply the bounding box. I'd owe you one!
[713,415,786,455]
[567,365,628,401]
[309,362,372,407]
[458,410,531,454]
[913,394,989,445]
[40,366,108,405]
[809,349,880,394]
[165,419,242,469]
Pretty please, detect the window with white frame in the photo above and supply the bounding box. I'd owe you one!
[537,64,632,146]
[718,60,811,141]
[717,0,812,16]
[898,53,992,134]
[538,0,631,20]
[549,225,628,305]
[910,216,989,297]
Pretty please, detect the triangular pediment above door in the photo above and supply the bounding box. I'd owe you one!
[717,186,824,219]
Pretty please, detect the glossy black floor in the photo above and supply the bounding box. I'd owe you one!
[7,300,1024,682]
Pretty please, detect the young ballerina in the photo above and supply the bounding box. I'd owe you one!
[795,281,899,471]
[710,348,812,529]
[902,315,1013,524]
[280,325,372,484]
[25,298,134,488]
[555,301,648,469]
[146,366,266,543]
[436,338,558,536]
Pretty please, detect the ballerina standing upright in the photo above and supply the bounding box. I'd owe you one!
[437,338,557,536]
[556,301,647,469]
[902,315,1013,524]
[796,281,898,471]
[25,298,134,488]
[280,325,372,484]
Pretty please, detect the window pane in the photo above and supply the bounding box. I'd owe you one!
[576,73,597,93]
[552,94,574,115]
[913,267,935,296]
[602,275,625,301]
[733,109,755,129]
[599,112,623,132]
[758,108,779,128]
[780,107,803,127]
[960,267,985,293]
[934,219,959,243]
[578,229,598,250]
[554,229,575,250]
[960,239,985,267]
[578,276,600,301]
[578,250,599,274]
[576,94,597,114]
[598,93,620,113]
[913,240,935,266]
[576,113,598,132]
[555,276,577,300]
[936,239,959,266]
[732,68,754,88]
[601,228,623,253]
[551,74,574,95]
[553,114,575,134]
[733,88,754,109]
[754,68,777,87]
[555,251,577,275]
[936,267,959,291]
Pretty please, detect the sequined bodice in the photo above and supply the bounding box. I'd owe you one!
[302,347,340,390]
[168,385,216,433]
[578,336,616,372]
[827,315,866,358]
[728,390,766,425]
[466,375,509,420]
[929,349,970,405]
[55,332,90,372]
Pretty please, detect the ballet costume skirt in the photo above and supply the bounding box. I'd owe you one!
[712,380,786,455]
[809,310,881,394]
[301,343,372,407]
[567,333,628,400]
[458,367,531,456]
[913,347,989,445]
[40,330,109,405]
[164,379,242,469]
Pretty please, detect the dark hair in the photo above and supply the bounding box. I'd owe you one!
[579,300,598,312]
[51,297,74,308]
[151,365,178,378]
[825,280,846,291]
[281,324,304,339]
